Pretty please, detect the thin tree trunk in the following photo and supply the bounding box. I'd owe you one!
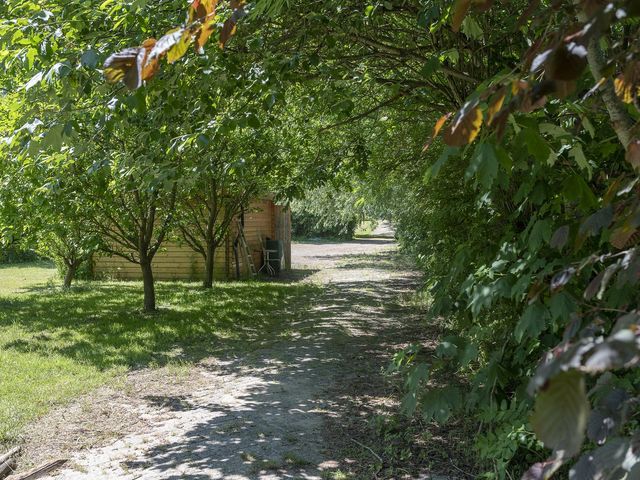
[140,259,156,313]
[578,8,634,148]
[63,260,79,289]
[203,243,216,288]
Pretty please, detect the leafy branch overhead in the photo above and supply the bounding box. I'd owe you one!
[429,1,640,153]
[103,0,246,89]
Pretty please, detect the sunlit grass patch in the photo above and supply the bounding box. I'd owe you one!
[0,262,320,445]
[0,261,57,295]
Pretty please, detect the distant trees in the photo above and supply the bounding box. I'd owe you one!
[291,184,365,239]
[0,0,289,309]
[31,164,100,289]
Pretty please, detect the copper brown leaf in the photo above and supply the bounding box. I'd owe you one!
[188,0,212,23]
[219,0,246,48]
[547,42,588,81]
[190,0,219,51]
[626,139,640,171]
[103,47,146,90]
[486,88,506,125]
[611,226,637,250]
[451,0,472,32]
[423,112,452,152]
[140,38,159,81]
[443,103,482,147]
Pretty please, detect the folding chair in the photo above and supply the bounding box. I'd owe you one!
[257,235,279,276]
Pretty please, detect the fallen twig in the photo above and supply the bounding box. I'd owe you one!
[6,459,67,480]
[350,437,383,463]
[449,460,477,479]
[0,459,17,480]
[0,447,21,479]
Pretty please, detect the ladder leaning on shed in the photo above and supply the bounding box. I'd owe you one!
[235,218,257,277]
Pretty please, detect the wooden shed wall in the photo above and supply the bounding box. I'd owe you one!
[93,198,287,281]
[94,242,228,281]
[239,198,276,273]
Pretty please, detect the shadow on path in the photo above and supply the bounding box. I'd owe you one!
[43,239,464,480]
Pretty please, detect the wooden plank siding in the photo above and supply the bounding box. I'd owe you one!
[94,243,226,281]
[93,198,290,282]
[239,199,276,274]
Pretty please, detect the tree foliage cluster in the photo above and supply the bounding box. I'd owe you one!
[2,0,640,477]
[290,183,366,239]
[0,0,308,310]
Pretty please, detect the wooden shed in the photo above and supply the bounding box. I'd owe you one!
[94,198,291,281]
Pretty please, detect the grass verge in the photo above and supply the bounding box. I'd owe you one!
[0,262,320,445]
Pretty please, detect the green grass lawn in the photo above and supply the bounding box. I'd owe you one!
[0,262,320,445]
[0,261,57,295]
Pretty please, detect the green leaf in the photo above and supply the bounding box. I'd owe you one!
[401,392,418,416]
[530,371,590,457]
[80,49,99,69]
[515,302,548,342]
[550,225,570,251]
[167,29,192,64]
[247,114,261,128]
[523,128,551,163]
[406,363,430,391]
[549,291,576,320]
[528,218,552,251]
[421,386,461,423]
[420,56,441,79]
[424,146,459,181]
[461,16,483,40]
[569,144,592,179]
[24,71,44,90]
[435,340,458,358]
[579,205,614,238]
[495,144,512,170]
[333,99,354,113]
[41,124,65,151]
[466,142,498,189]
[562,175,598,210]
[570,438,631,479]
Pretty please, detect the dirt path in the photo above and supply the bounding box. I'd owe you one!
[29,238,456,480]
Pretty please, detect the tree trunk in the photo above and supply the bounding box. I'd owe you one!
[203,243,216,289]
[140,259,156,313]
[577,7,634,148]
[63,262,78,289]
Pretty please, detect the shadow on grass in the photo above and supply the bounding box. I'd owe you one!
[0,274,322,372]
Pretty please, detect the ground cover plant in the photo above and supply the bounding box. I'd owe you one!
[0,262,319,446]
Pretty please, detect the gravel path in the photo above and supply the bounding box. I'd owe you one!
[33,238,435,480]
